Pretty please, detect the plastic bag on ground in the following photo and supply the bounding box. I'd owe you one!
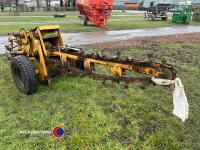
[173,78,189,122]
[151,77,189,122]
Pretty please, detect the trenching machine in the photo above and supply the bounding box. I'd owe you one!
[5,25,176,94]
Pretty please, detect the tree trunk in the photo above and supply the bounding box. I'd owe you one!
[49,0,51,10]
[9,3,11,11]
[72,0,76,7]
[60,0,63,7]
[67,0,70,7]
[36,0,40,11]
[1,5,4,12]
[16,0,19,12]
[46,0,51,11]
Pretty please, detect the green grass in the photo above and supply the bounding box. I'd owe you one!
[0,11,79,16]
[106,20,173,29]
[0,15,143,22]
[2,11,199,36]
[0,10,143,16]
[2,10,200,36]
[0,20,175,36]
[0,16,79,22]
[0,39,200,149]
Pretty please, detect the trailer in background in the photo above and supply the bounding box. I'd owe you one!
[143,0,173,8]
[145,4,171,21]
[143,0,173,21]
[76,0,114,29]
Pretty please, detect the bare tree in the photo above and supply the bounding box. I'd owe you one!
[60,0,63,7]
[36,0,40,11]
[0,0,19,12]
[0,0,13,11]
[0,0,5,11]
[8,0,12,11]
[66,0,76,7]
[0,0,11,11]
[45,0,51,11]
[72,0,76,7]
[15,0,19,12]
[66,0,70,7]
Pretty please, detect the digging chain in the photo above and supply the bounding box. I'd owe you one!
[61,48,176,85]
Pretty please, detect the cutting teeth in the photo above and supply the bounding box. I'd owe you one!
[128,57,133,61]
[116,51,121,57]
[96,53,100,57]
[147,53,154,62]
[99,54,106,58]
[112,55,118,59]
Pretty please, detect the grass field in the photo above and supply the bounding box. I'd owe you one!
[0,10,179,36]
[0,35,200,149]
[0,11,144,16]
[0,15,143,22]
[0,11,79,16]
[0,14,199,36]
[0,20,175,36]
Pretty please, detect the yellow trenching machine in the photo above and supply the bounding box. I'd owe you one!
[5,25,176,94]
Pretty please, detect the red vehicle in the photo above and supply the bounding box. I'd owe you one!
[76,0,114,28]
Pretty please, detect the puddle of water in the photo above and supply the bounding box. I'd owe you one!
[62,25,200,46]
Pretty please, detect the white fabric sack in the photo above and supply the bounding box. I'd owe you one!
[172,78,189,122]
[151,77,189,122]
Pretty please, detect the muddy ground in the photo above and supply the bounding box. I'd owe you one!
[87,32,200,68]
[87,32,200,50]
[62,25,200,46]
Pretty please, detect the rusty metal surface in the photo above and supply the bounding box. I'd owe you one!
[65,66,153,85]
[5,27,177,87]
[60,47,177,84]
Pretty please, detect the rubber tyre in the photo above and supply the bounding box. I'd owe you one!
[11,55,38,94]
[81,15,88,26]
[148,14,155,21]
[161,16,168,21]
